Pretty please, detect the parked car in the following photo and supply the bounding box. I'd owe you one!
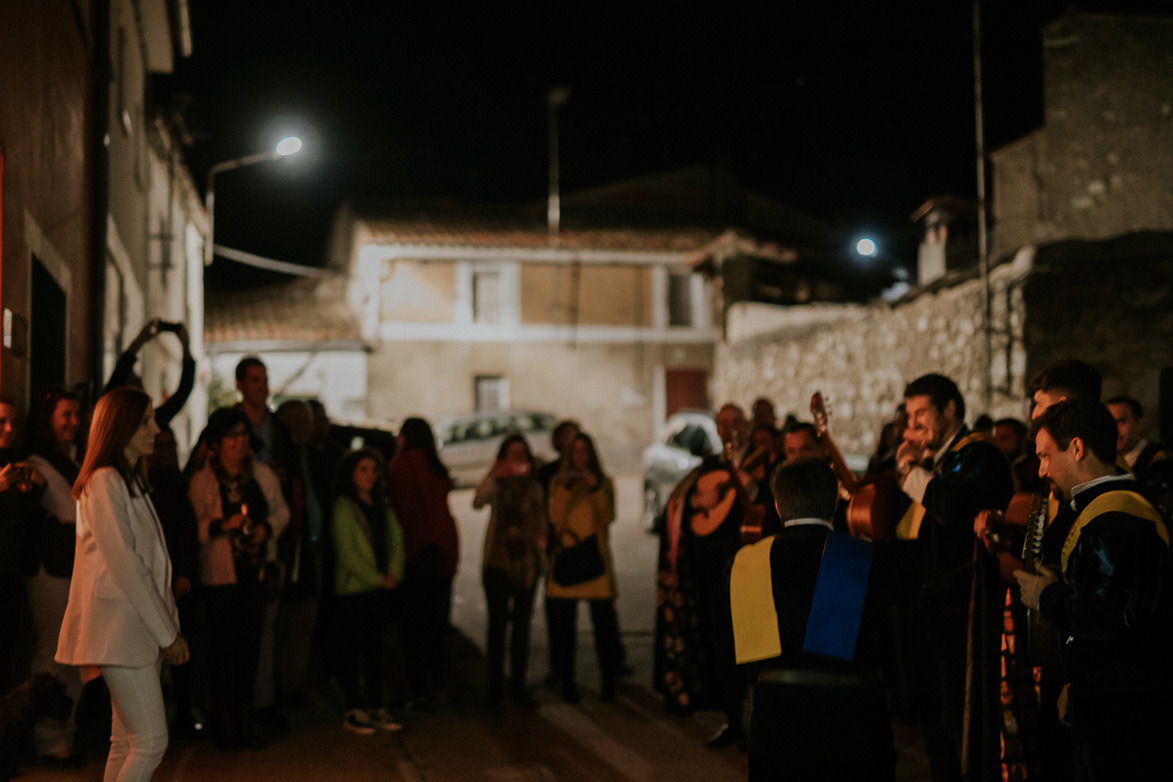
[329,418,400,462]
[641,409,721,530]
[436,410,559,488]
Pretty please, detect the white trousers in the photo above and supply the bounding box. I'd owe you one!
[100,659,168,782]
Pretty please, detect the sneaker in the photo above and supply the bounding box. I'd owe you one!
[368,707,403,732]
[343,708,376,735]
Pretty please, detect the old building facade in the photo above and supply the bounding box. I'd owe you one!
[0,1,207,451]
[326,200,717,468]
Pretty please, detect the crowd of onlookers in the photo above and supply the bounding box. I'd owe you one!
[0,324,463,768]
[0,318,643,775]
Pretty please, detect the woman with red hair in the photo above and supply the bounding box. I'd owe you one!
[56,387,189,782]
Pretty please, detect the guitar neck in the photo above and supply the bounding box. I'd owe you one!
[1019,494,1048,574]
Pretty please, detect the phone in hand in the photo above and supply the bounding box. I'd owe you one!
[156,320,182,334]
[499,460,531,478]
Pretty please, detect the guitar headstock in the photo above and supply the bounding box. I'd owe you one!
[1021,494,1047,563]
[810,391,830,435]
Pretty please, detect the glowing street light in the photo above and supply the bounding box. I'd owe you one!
[275,136,303,156]
[855,237,877,257]
[204,136,303,265]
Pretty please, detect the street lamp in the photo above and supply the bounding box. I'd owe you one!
[204,136,302,265]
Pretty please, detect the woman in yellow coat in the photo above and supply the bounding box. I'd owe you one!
[546,432,621,703]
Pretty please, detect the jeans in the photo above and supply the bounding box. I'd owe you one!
[482,567,535,698]
[335,590,391,710]
[100,660,168,782]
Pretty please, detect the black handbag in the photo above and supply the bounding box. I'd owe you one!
[551,531,605,586]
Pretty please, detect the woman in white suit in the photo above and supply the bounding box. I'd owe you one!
[56,387,190,782]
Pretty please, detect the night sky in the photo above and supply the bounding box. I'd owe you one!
[174,1,1169,288]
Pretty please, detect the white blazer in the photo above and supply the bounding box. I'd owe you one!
[56,467,180,667]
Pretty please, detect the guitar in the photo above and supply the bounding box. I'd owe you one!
[811,392,899,540]
[1020,494,1062,667]
[724,426,778,546]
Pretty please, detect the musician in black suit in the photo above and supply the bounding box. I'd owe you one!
[895,373,1014,782]
[1107,395,1172,511]
[730,457,894,781]
[1015,398,1172,780]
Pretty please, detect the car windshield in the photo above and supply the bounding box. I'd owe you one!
[439,412,555,445]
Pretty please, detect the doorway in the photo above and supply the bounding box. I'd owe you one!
[30,257,67,393]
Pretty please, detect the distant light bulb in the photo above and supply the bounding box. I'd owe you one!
[276,136,303,156]
[855,238,877,257]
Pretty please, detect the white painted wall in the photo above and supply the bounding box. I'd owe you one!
[208,350,370,423]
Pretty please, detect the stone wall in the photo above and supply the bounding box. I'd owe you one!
[716,237,1173,457]
[1020,238,1173,440]
[992,12,1173,259]
[715,257,1033,459]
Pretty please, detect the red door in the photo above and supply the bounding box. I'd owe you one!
[665,368,709,417]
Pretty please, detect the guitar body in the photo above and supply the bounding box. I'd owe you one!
[846,472,900,540]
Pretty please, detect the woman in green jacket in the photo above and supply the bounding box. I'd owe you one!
[331,448,405,735]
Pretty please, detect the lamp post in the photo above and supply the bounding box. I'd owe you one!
[203,136,302,265]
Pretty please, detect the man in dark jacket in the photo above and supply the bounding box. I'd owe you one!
[1015,398,1172,780]
[731,457,894,781]
[895,373,1014,781]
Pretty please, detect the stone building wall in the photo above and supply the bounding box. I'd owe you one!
[991,12,1173,259]
[715,256,1033,459]
[716,237,1173,458]
[1019,238,1173,437]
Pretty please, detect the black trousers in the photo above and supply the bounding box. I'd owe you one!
[0,575,26,691]
[1069,684,1171,781]
[482,567,535,697]
[915,602,968,782]
[546,597,621,689]
[400,573,453,700]
[749,678,895,781]
[203,583,266,739]
[335,590,392,710]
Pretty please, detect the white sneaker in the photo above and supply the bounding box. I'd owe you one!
[368,707,403,732]
[343,708,376,735]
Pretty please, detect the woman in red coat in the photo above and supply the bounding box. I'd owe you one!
[386,417,459,710]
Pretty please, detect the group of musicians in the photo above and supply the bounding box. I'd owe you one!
[675,359,1173,782]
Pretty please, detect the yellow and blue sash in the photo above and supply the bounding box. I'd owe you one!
[1061,490,1168,572]
[730,531,873,664]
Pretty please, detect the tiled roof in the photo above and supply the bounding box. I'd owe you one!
[355,202,718,253]
[348,166,842,254]
[204,275,361,345]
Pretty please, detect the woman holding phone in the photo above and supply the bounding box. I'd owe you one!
[56,387,189,782]
[473,434,546,708]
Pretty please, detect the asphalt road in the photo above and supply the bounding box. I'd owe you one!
[18,476,930,781]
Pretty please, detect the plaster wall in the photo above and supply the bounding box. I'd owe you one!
[365,339,712,473]
[0,1,95,401]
